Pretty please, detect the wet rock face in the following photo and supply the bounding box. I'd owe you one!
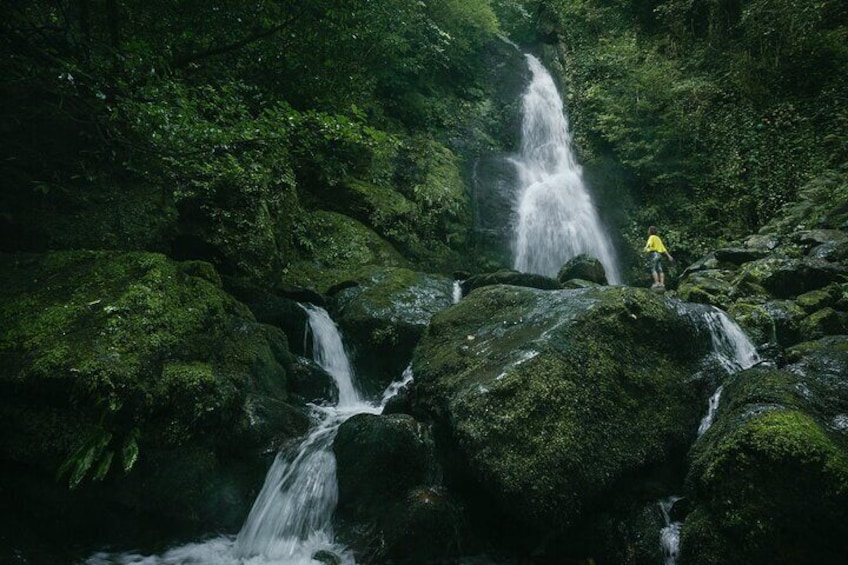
[681,338,848,564]
[556,253,608,285]
[411,284,715,539]
[333,267,454,393]
[334,413,465,564]
[0,251,307,531]
[460,268,562,296]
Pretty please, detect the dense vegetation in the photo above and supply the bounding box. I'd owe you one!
[538,0,848,262]
[2,0,524,283]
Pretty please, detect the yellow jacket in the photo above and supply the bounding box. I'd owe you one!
[644,234,667,254]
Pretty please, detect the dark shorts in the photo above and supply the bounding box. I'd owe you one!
[648,252,663,275]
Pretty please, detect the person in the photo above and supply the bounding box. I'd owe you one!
[644,226,673,289]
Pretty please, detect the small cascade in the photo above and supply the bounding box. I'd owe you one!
[702,308,761,373]
[696,308,760,436]
[87,305,412,565]
[511,54,620,283]
[654,307,760,562]
[659,496,682,565]
[698,386,724,437]
[234,304,375,562]
[452,280,463,304]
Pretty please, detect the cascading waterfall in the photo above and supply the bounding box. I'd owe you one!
[88,305,410,565]
[659,496,683,565]
[233,306,370,563]
[512,55,620,283]
[697,307,761,436]
[658,307,760,565]
[452,280,463,304]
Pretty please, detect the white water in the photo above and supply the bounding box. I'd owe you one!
[88,305,411,565]
[658,308,760,564]
[659,496,682,565]
[512,55,620,283]
[452,280,463,304]
[696,308,760,436]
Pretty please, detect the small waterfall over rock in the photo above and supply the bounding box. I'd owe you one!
[87,305,410,565]
[512,55,620,283]
[233,307,372,563]
[658,307,760,564]
[659,496,683,565]
[696,307,761,436]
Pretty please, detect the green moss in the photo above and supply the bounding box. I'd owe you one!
[727,303,774,345]
[284,211,408,292]
[413,286,713,531]
[800,307,846,341]
[0,251,292,486]
[684,366,848,563]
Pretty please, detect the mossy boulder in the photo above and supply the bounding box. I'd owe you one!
[223,277,311,356]
[676,269,739,308]
[760,300,807,347]
[0,251,308,532]
[282,211,408,293]
[556,254,608,285]
[411,285,718,546]
[800,307,846,341]
[681,342,848,564]
[460,269,562,296]
[333,267,453,393]
[726,303,775,347]
[334,413,465,564]
[736,255,846,299]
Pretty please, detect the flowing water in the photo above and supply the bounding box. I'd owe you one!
[87,305,411,565]
[512,55,620,283]
[659,307,760,564]
[659,496,682,565]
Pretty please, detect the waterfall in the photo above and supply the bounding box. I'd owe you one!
[696,307,760,436]
[233,304,376,562]
[512,55,620,283]
[702,308,761,374]
[657,307,760,565]
[659,496,683,565]
[87,305,411,565]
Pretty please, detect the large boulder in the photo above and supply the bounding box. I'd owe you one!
[736,255,846,299]
[334,413,465,564]
[411,285,719,550]
[333,267,454,393]
[460,268,562,296]
[556,254,608,285]
[0,251,308,536]
[680,337,848,564]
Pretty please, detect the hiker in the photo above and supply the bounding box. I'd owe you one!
[644,226,674,289]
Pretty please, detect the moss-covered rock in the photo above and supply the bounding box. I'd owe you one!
[0,251,308,532]
[796,284,841,313]
[556,254,608,285]
[460,268,562,296]
[726,303,775,347]
[760,300,807,347]
[411,285,718,547]
[736,255,846,299]
[800,307,846,341]
[676,269,739,308]
[333,267,454,392]
[681,347,848,564]
[282,210,408,293]
[334,413,465,564]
